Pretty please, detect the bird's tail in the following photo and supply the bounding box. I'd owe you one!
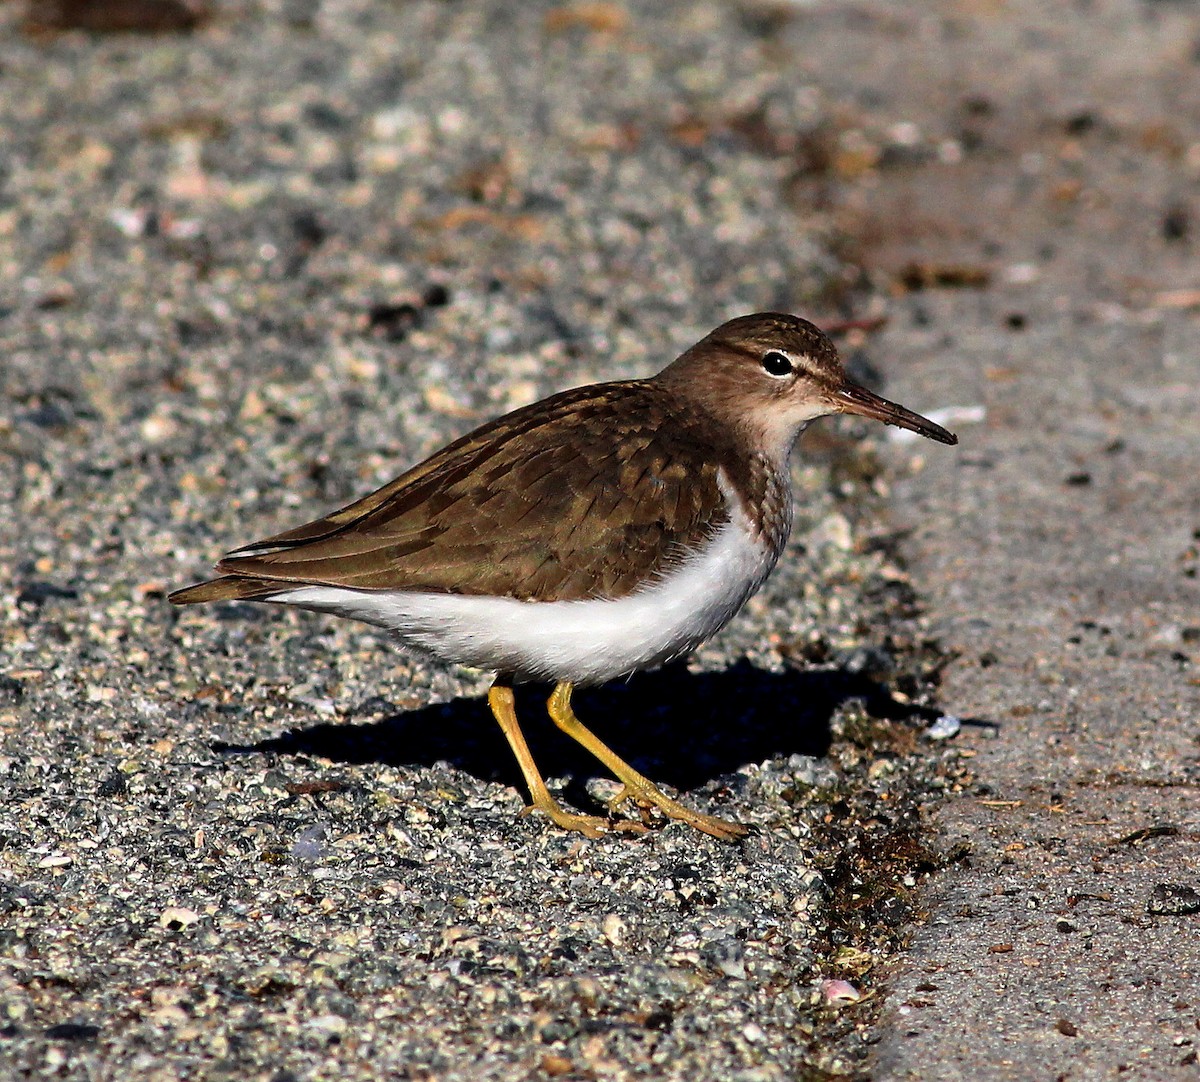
[168,575,281,606]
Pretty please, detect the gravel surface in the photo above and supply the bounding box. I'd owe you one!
[1,3,968,1079]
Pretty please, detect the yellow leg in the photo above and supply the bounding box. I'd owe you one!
[487,682,646,839]
[546,681,748,842]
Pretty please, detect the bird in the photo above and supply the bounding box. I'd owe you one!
[170,312,956,841]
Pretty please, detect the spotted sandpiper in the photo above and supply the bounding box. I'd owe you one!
[170,313,956,840]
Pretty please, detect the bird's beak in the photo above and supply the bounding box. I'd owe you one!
[831,381,958,445]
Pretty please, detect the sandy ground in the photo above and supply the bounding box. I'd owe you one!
[778,2,1200,1077]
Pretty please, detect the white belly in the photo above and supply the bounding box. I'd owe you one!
[268,505,782,684]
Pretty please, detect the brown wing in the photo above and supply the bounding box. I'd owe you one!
[174,381,730,604]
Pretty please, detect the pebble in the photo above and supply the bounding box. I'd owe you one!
[291,823,329,862]
[602,913,627,947]
[706,938,748,980]
[925,714,963,741]
[158,907,201,929]
[820,979,862,1005]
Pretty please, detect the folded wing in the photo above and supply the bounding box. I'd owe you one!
[169,382,729,606]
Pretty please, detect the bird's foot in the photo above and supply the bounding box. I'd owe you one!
[607,783,748,842]
[520,798,648,839]
[544,682,748,842]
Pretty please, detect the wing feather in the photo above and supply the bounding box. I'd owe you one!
[177,381,734,605]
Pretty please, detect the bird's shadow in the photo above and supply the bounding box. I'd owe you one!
[216,660,972,795]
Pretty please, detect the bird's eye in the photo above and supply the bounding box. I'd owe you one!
[761,350,794,377]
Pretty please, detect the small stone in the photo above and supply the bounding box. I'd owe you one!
[424,385,476,418]
[786,755,837,788]
[504,380,540,410]
[1148,884,1200,916]
[585,777,623,804]
[238,389,266,421]
[109,207,150,237]
[140,413,176,443]
[158,906,201,930]
[36,853,72,869]
[705,938,747,980]
[291,823,328,862]
[811,512,854,551]
[602,913,626,947]
[307,1014,348,1037]
[820,979,862,1005]
[925,714,962,741]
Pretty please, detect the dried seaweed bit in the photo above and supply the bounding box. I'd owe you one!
[896,262,992,292]
[285,779,346,796]
[1113,824,1180,846]
[366,301,424,341]
[821,824,945,943]
[27,0,210,34]
[45,1023,100,1041]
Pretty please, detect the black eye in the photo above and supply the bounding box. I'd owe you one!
[761,350,794,377]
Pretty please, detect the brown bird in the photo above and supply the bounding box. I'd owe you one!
[171,313,956,840]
